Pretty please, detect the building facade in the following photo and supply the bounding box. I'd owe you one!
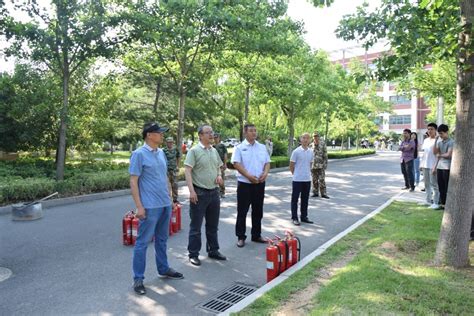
[332,50,431,136]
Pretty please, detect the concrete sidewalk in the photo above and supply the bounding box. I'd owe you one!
[1,152,411,315]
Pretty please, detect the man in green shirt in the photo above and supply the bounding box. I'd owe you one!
[213,133,228,198]
[184,125,226,266]
[163,137,181,203]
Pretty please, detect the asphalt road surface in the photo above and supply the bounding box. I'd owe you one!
[0,152,404,315]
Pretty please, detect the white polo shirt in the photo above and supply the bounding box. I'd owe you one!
[231,139,270,183]
[290,146,313,182]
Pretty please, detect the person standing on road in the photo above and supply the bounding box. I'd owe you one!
[184,125,226,266]
[213,133,228,198]
[411,132,421,187]
[420,123,440,209]
[433,124,454,209]
[290,132,314,226]
[232,123,270,248]
[163,137,181,203]
[265,137,273,157]
[399,129,416,192]
[311,132,329,199]
[129,122,184,296]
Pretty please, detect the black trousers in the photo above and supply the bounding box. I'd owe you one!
[437,169,450,205]
[187,186,220,258]
[291,181,311,220]
[401,160,415,189]
[236,181,265,240]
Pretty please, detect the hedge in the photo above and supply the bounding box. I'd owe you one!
[0,170,129,205]
[328,149,375,159]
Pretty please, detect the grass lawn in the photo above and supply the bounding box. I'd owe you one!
[237,201,474,315]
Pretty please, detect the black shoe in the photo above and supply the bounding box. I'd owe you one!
[251,236,266,243]
[311,193,319,197]
[209,251,227,260]
[189,257,201,266]
[421,188,426,192]
[301,218,314,224]
[133,279,146,295]
[292,219,300,226]
[159,268,184,279]
[409,188,415,192]
[237,239,245,248]
[402,187,409,190]
[321,195,330,199]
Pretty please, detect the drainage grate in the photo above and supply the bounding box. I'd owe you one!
[198,283,257,314]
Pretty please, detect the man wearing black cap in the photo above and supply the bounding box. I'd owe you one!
[129,122,184,295]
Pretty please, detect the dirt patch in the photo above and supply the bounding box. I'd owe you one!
[272,248,359,316]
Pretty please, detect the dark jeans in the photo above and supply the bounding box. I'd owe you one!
[437,169,450,205]
[401,160,415,189]
[236,181,265,240]
[291,181,311,220]
[187,186,220,258]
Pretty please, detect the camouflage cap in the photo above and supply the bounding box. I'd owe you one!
[166,137,174,142]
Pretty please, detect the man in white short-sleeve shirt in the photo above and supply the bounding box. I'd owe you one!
[420,123,440,208]
[290,132,314,225]
[231,123,270,248]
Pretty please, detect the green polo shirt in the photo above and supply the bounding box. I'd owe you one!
[184,143,223,189]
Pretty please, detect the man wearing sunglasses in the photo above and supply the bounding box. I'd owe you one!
[129,122,184,295]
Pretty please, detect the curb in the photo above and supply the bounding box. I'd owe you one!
[221,190,403,315]
[0,154,375,216]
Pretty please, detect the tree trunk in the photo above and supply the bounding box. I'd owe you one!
[325,109,330,141]
[56,65,69,181]
[153,78,161,120]
[244,81,250,124]
[437,95,444,125]
[177,83,186,155]
[287,107,295,157]
[434,0,474,267]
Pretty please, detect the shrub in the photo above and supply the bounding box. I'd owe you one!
[328,149,375,159]
[0,178,56,204]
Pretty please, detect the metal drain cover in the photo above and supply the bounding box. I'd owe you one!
[198,283,257,314]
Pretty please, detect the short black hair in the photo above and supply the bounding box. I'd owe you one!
[142,122,154,139]
[403,128,411,134]
[427,122,438,129]
[438,124,449,133]
[244,123,255,132]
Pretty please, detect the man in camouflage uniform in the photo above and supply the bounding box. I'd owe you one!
[213,133,228,198]
[163,137,181,203]
[311,132,329,199]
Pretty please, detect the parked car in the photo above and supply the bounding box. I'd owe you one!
[223,138,240,148]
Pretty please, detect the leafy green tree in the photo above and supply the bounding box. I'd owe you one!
[1,0,120,179]
[0,64,61,154]
[337,0,474,267]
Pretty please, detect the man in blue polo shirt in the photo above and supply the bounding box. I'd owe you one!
[129,122,183,295]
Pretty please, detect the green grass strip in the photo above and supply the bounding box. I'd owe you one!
[237,201,474,315]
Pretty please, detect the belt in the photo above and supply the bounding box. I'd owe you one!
[193,185,217,191]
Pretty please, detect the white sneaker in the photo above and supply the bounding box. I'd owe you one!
[430,204,440,209]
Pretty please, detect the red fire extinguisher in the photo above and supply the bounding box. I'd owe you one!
[171,205,178,233]
[285,231,301,269]
[131,216,139,245]
[274,235,288,274]
[175,203,182,231]
[122,210,133,246]
[266,238,282,282]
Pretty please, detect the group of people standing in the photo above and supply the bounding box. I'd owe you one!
[399,123,454,210]
[128,122,331,295]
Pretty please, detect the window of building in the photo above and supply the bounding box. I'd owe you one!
[389,115,411,125]
[389,94,411,105]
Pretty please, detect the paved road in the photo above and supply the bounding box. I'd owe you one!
[0,152,405,315]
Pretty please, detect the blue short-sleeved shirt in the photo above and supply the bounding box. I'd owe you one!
[129,144,171,209]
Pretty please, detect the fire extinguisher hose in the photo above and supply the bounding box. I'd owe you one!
[276,243,282,277]
[295,236,301,262]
